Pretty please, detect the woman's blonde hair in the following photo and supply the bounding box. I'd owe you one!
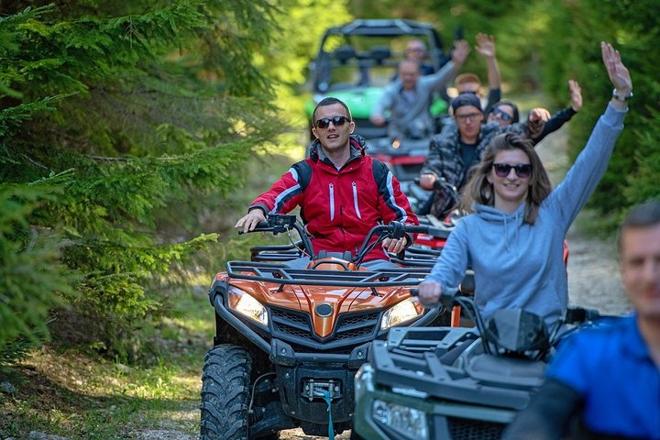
[460,133,552,224]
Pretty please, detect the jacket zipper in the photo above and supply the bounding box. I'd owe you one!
[329,183,335,222]
[352,181,362,219]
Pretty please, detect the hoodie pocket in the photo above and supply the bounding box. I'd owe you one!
[329,183,335,222]
[352,181,362,219]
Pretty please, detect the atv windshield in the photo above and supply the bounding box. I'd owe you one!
[312,20,446,94]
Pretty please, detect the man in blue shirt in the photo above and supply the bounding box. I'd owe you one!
[504,199,660,439]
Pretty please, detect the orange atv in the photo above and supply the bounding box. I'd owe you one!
[200,214,451,439]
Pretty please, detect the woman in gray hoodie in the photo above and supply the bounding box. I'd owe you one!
[417,42,633,325]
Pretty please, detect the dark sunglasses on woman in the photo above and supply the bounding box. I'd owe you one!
[493,163,532,178]
[315,115,350,129]
[492,108,513,122]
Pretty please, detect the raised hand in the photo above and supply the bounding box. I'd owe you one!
[529,107,551,123]
[475,33,496,58]
[452,40,470,66]
[568,79,583,112]
[527,108,550,138]
[601,41,632,95]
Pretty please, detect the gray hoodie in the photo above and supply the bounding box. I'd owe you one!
[426,103,627,324]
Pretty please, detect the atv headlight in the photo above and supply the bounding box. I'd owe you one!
[380,298,423,330]
[227,286,268,326]
[372,399,428,440]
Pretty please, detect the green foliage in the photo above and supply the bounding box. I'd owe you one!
[0,184,74,364]
[348,0,659,225]
[537,0,660,219]
[259,0,352,129]
[0,1,284,360]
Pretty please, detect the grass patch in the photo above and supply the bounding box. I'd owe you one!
[0,288,211,439]
[0,151,299,439]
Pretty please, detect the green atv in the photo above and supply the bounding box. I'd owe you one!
[305,19,450,140]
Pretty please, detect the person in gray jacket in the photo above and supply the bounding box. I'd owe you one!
[369,40,469,140]
[417,41,632,326]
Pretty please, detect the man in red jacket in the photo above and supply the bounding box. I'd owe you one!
[235,97,418,264]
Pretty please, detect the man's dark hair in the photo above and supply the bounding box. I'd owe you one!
[491,100,520,123]
[617,199,660,253]
[312,97,352,124]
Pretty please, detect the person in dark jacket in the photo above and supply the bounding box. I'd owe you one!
[488,80,582,134]
[418,93,548,218]
[236,97,418,263]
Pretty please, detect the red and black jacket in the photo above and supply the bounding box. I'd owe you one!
[250,136,418,261]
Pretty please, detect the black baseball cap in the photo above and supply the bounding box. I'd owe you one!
[451,92,482,113]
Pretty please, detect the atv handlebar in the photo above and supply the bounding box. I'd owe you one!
[411,286,608,358]
[410,286,493,354]
[352,221,451,267]
[239,215,315,257]
[242,215,450,265]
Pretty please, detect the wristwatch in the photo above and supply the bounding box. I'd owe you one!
[612,88,633,102]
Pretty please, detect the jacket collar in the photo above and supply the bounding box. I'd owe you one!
[309,135,367,167]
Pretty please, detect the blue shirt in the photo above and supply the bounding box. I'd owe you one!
[547,315,660,438]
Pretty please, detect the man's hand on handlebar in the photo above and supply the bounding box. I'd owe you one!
[382,237,407,254]
[417,280,442,305]
[419,173,437,190]
[235,209,266,234]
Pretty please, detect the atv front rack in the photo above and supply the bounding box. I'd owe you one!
[226,261,431,287]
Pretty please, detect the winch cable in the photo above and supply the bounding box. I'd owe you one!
[320,388,335,439]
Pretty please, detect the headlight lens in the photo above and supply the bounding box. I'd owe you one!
[380,298,423,330]
[228,286,268,326]
[372,399,428,440]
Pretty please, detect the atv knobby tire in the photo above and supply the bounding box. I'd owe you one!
[200,344,253,440]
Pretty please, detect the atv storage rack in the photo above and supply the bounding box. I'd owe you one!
[226,261,433,286]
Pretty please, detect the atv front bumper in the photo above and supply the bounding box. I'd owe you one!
[210,282,441,366]
[353,363,514,440]
[210,282,442,429]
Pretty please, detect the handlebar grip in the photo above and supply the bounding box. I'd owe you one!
[409,287,457,312]
[253,221,270,229]
[402,225,451,239]
[402,225,429,234]
[238,221,271,235]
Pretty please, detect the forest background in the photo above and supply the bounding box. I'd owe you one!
[0,0,658,437]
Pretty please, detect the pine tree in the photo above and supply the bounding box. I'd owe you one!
[0,1,283,359]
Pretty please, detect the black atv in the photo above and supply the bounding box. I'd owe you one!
[200,215,460,439]
[352,289,605,440]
